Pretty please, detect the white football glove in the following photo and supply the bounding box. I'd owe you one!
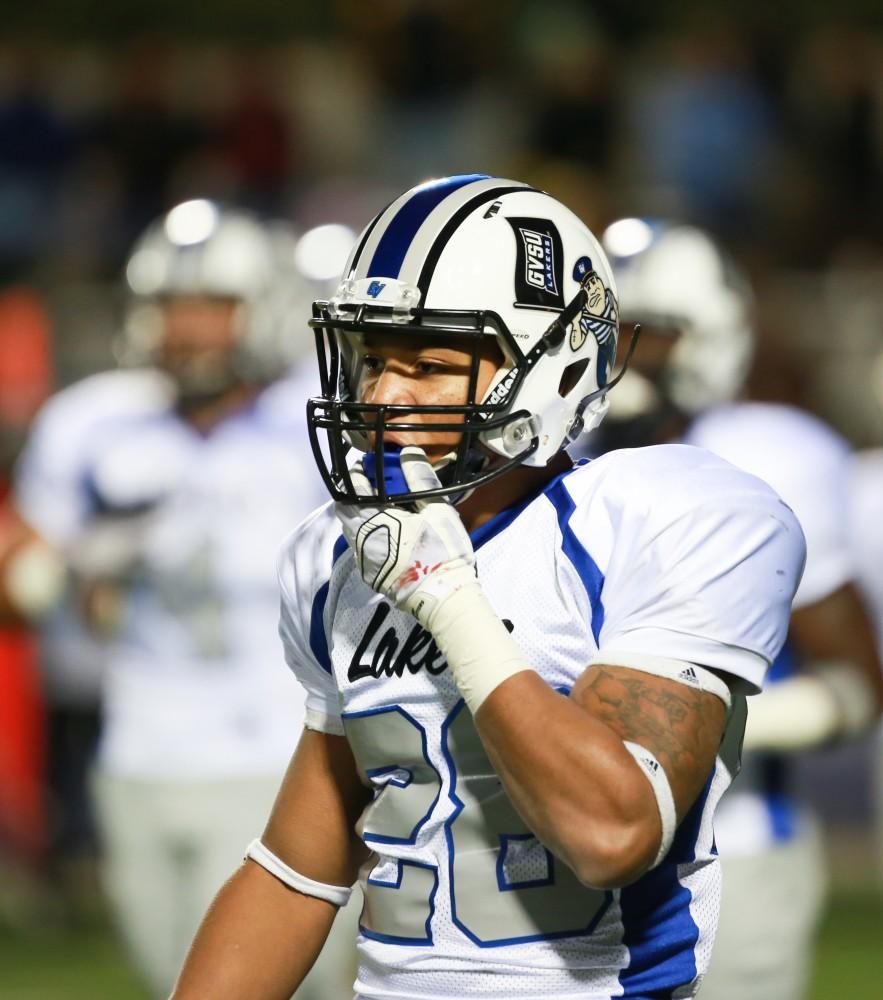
[335,447,479,630]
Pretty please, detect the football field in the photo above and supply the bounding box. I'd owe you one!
[0,889,879,1000]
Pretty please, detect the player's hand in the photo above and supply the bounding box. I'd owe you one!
[334,447,479,630]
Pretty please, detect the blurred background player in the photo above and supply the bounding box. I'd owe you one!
[0,200,356,998]
[848,401,883,893]
[589,219,883,1000]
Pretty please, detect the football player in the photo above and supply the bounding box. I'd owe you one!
[848,447,883,894]
[172,175,805,1000]
[595,218,883,1000]
[1,201,356,998]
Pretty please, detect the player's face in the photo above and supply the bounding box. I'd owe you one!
[158,296,239,396]
[355,332,502,462]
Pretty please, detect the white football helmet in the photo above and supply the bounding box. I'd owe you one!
[601,218,754,418]
[122,200,351,394]
[307,174,624,504]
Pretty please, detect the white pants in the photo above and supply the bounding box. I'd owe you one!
[698,822,827,1000]
[92,770,358,999]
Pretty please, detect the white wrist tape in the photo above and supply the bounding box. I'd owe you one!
[4,539,66,618]
[812,661,876,737]
[622,742,677,869]
[591,651,732,712]
[245,839,353,907]
[424,583,533,714]
[743,662,875,752]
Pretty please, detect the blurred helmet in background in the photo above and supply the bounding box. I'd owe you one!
[601,219,754,420]
[122,198,352,403]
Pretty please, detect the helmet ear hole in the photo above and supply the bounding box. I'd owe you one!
[558,359,589,399]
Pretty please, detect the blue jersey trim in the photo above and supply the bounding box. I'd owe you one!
[469,460,590,551]
[469,490,535,550]
[768,637,797,682]
[766,792,797,841]
[309,534,348,674]
[617,770,714,997]
[545,475,606,644]
[760,639,799,841]
[367,174,489,279]
[759,755,797,842]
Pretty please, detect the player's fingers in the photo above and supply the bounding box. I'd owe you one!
[346,459,376,499]
[400,446,443,507]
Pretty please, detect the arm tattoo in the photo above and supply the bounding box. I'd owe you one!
[574,666,725,779]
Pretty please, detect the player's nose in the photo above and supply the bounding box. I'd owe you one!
[369,368,418,408]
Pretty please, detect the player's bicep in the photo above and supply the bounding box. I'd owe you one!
[262,728,373,887]
[571,664,726,821]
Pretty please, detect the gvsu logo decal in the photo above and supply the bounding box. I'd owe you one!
[507,217,565,311]
[366,280,387,298]
[520,228,557,294]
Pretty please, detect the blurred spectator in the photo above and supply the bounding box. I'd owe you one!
[217,55,295,215]
[516,1,616,173]
[0,51,72,269]
[619,22,776,237]
[783,26,883,262]
[91,41,208,261]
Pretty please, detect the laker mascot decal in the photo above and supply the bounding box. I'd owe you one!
[570,256,618,387]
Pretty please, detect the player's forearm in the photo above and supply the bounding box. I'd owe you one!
[424,587,663,887]
[171,859,337,1000]
[473,670,660,889]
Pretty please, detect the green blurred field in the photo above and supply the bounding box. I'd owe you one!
[0,889,880,1000]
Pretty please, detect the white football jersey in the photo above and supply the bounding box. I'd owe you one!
[279,445,804,999]
[15,368,174,704]
[684,402,854,855]
[850,449,883,650]
[16,366,326,777]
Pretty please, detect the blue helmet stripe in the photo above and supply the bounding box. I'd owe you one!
[367,174,489,279]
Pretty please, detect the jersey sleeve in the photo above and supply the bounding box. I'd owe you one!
[685,404,853,609]
[14,392,95,546]
[579,446,806,693]
[277,505,345,735]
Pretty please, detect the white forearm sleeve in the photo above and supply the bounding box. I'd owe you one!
[743,662,876,752]
[245,839,353,907]
[424,584,533,714]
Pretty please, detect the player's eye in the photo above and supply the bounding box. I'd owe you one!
[362,355,384,373]
[414,359,444,375]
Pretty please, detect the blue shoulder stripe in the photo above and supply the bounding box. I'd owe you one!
[545,477,606,644]
[367,174,489,279]
[308,534,349,674]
